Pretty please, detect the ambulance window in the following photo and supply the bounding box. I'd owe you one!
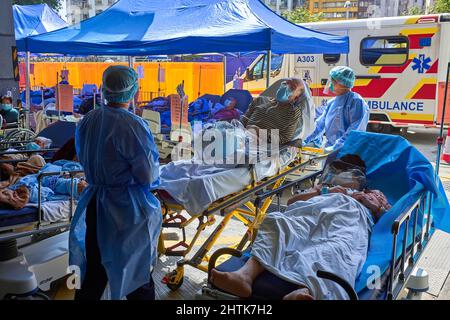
[323,54,341,65]
[248,54,283,80]
[360,36,409,66]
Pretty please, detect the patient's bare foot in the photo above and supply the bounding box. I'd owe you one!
[283,287,314,300]
[210,269,253,298]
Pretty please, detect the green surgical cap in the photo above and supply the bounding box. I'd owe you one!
[329,66,356,89]
[102,66,139,104]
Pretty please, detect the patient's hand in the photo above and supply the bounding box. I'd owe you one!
[352,192,383,217]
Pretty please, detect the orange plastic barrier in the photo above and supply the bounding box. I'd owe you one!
[20,61,224,102]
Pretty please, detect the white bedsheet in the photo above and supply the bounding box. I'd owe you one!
[27,200,74,223]
[159,147,298,214]
[251,193,374,300]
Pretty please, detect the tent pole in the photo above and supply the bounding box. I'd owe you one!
[223,55,227,94]
[128,56,136,113]
[435,62,450,179]
[25,51,31,130]
[266,50,271,89]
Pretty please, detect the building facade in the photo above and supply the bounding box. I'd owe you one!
[263,0,306,14]
[358,0,435,19]
[62,0,117,24]
[307,0,359,20]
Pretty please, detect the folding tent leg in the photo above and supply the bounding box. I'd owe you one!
[128,56,136,113]
[266,50,272,89]
[25,51,31,129]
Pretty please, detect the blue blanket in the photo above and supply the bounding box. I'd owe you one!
[12,160,83,203]
[337,131,450,293]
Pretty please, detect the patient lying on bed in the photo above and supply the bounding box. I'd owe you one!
[0,157,87,210]
[210,154,391,300]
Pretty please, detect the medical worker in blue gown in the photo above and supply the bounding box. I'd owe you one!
[304,66,369,152]
[70,66,162,300]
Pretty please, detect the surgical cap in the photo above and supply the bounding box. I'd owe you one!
[25,142,41,151]
[330,66,356,89]
[102,66,139,104]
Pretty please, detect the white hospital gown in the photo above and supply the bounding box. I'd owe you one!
[251,193,374,300]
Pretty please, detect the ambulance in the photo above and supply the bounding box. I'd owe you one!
[233,14,450,133]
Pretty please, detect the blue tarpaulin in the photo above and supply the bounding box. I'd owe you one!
[13,4,68,51]
[23,0,349,55]
[337,131,450,295]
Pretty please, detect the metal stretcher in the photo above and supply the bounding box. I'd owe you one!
[158,146,328,291]
[199,162,434,300]
[198,184,433,300]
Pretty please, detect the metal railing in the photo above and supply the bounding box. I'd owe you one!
[387,192,431,300]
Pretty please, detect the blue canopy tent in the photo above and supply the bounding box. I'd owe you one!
[20,0,349,124]
[13,4,68,51]
[23,0,348,55]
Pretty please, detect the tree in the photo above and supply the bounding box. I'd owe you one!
[403,6,425,16]
[430,0,450,13]
[282,7,324,23]
[12,0,61,11]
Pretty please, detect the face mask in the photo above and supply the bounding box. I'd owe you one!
[224,99,233,108]
[0,104,13,112]
[276,82,292,103]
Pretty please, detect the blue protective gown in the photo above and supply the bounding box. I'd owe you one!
[69,105,162,300]
[305,91,369,150]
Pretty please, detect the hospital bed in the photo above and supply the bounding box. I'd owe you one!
[198,131,445,300]
[158,142,328,291]
[0,169,83,299]
[0,120,76,159]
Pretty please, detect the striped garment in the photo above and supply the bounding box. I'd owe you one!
[241,95,305,145]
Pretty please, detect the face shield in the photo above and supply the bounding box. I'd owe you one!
[323,79,335,96]
[321,160,367,191]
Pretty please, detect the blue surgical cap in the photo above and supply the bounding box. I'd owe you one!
[102,66,139,104]
[330,66,356,89]
[25,142,41,151]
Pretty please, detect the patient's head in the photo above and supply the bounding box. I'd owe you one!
[224,97,237,110]
[34,137,52,149]
[321,154,367,191]
[276,78,305,105]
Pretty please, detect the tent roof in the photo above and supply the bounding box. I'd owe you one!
[14,4,68,51]
[23,0,348,55]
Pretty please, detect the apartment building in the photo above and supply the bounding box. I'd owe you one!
[307,0,359,20]
[63,0,117,24]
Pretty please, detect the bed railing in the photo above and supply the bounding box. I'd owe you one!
[387,191,431,300]
[0,170,84,242]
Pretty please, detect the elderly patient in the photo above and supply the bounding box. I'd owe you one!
[210,154,391,300]
[241,78,307,145]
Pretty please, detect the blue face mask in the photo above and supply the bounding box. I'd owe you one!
[276,82,292,103]
[0,104,13,112]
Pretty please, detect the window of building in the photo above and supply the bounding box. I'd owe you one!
[360,36,409,66]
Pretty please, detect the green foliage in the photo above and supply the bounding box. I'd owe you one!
[430,0,450,13]
[404,6,425,16]
[282,7,324,23]
[12,0,61,11]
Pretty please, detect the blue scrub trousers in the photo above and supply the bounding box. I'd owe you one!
[74,197,155,300]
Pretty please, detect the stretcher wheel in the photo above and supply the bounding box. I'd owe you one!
[163,268,185,291]
[167,277,184,291]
